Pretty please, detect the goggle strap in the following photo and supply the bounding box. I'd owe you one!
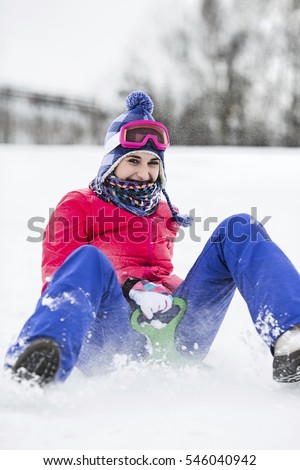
[104,131,121,155]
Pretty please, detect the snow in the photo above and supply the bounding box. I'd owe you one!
[0,144,300,450]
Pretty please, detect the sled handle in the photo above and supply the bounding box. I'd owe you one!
[130,296,187,335]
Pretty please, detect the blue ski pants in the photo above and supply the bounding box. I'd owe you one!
[6,214,300,381]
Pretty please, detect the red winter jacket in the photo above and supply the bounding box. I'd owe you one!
[42,188,183,292]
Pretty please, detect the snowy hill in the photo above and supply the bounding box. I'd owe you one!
[0,145,299,450]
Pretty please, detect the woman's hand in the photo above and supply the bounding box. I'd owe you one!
[129,289,173,320]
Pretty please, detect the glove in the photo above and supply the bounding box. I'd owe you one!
[129,290,173,320]
[129,281,173,320]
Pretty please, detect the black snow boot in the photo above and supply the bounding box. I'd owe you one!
[273,350,300,383]
[12,338,60,387]
[273,325,300,383]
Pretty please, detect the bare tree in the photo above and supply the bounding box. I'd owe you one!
[120,0,300,146]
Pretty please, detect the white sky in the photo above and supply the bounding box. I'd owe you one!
[0,0,176,105]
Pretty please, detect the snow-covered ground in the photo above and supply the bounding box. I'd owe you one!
[0,145,299,450]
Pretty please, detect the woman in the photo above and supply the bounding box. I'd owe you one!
[5,91,300,386]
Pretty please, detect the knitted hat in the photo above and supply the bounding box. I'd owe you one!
[97,91,167,187]
[94,91,192,227]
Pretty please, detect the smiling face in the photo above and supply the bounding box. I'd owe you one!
[114,151,161,183]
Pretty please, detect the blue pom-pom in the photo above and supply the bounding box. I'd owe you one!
[126,91,154,113]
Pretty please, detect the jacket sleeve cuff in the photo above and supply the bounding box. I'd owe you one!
[122,278,143,300]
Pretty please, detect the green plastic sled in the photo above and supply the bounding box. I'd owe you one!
[130,297,187,363]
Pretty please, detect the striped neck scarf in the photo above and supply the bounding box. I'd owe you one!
[89,174,161,217]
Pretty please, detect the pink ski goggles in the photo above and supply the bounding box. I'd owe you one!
[104,120,170,154]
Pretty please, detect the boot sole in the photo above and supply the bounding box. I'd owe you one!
[273,350,300,383]
[12,338,60,386]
